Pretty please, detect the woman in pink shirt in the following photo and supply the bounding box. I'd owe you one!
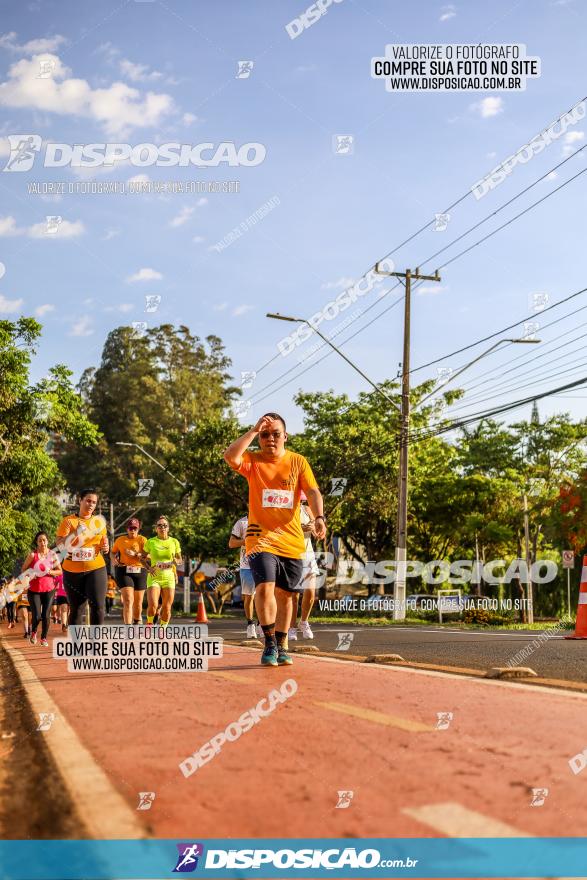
[21,532,62,646]
[54,573,69,632]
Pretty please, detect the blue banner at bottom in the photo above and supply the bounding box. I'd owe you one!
[0,838,584,879]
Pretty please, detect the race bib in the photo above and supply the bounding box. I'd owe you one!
[126,565,141,574]
[72,547,95,562]
[262,489,294,509]
[156,561,174,570]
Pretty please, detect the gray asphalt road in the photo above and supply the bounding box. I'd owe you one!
[204,617,586,683]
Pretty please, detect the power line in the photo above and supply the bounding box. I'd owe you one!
[249,147,587,407]
[246,96,587,385]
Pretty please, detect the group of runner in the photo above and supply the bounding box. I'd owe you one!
[1,494,184,642]
[2,410,326,668]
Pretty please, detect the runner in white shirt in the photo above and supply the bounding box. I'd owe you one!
[228,515,263,639]
[288,493,319,641]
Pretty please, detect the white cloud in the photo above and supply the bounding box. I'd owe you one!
[196,197,208,207]
[35,303,55,317]
[439,4,456,21]
[0,53,175,137]
[545,170,558,181]
[232,304,254,316]
[471,97,503,118]
[105,303,133,313]
[127,267,163,283]
[486,151,497,159]
[213,302,228,311]
[119,58,163,83]
[0,293,24,313]
[69,316,93,337]
[0,32,67,54]
[182,112,197,125]
[417,285,447,296]
[28,218,85,238]
[562,130,584,156]
[321,276,355,290]
[170,205,194,227]
[127,173,151,185]
[103,228,120,240]
[192,235,205,244]
[0,215,21,236]
[0,215,84,238]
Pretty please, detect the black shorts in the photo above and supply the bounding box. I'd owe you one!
[248,552,304,593]
[114,567,147,591]
[55,596,69,606]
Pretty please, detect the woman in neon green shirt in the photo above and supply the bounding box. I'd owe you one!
[142,516,182,628]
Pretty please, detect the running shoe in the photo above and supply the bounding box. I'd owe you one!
[8,622,14,630]
[299,620,314,639]
[246,623,257,639]
[61,624,67,633]
[30,632,37,645]
[261,644,279,667]
[256,624,264,639]
[277,647,293,666]
[40,638,48,647]
[288,627,298,641]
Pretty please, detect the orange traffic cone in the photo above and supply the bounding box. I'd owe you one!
[565,555,587,639]
[195,592,209,624]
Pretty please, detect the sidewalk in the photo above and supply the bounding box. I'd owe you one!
[2,624,587,839]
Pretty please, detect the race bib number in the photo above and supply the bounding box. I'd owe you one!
[156,561,174,570]
[262,489,294,509]
[126,565,141,574]
[72,547,95,562]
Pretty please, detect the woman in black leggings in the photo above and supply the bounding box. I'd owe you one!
[21,531,62,646]
[56,488,109,626]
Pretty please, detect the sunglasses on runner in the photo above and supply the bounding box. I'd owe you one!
[260,431,282,439]
[127,526,138,531]
[156,522,169,529]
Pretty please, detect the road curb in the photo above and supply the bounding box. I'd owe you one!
[1,638,148,839]
[486,666,538,679]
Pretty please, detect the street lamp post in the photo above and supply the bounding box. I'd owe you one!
[114,442,187,488]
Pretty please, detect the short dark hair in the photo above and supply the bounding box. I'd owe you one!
[262,412,286,432]
[79,488,99,500]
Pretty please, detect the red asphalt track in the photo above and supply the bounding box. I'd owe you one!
[3,627,587,839]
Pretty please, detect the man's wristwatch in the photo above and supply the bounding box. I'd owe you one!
[315,515,326,523]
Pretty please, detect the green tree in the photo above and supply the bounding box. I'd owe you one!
[0,318,99,571]
[59,324,239,512]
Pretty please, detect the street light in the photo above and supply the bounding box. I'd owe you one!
[115,442,187,488]
[417,337,542,408]
[266,313,400,411]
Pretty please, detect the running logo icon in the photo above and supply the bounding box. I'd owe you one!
[173,843,204,872]
[137,791,156,810]
[436,712,453,730]
[530,787,549,806]
[37,712,55,732]
[336,632,354,651]
[3,135,42,172]
[336,790,354,809]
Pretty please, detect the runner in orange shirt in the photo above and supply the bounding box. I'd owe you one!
[56,488,109,625]
[112,518,147,625]
[224,412,326,667]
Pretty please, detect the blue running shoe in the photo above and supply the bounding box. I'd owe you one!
[277,647,293,666]
[261,644,279,666]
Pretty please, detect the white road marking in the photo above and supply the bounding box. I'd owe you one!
[402,801,531,837]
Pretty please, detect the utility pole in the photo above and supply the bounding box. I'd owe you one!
[375,264,441,620]
[523,493,534,624]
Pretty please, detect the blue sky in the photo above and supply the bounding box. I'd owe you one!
[0,0,586,432]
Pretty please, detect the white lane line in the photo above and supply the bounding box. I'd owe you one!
[402,801,531,838]
[2,641,147,839]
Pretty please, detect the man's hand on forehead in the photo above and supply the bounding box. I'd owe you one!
[255,415,276,434]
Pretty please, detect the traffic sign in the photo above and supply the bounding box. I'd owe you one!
[563,550,575,569]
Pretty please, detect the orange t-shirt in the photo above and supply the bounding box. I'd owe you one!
[232,449,318,558]
[112,535,147,567]
[56,515,107,573]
